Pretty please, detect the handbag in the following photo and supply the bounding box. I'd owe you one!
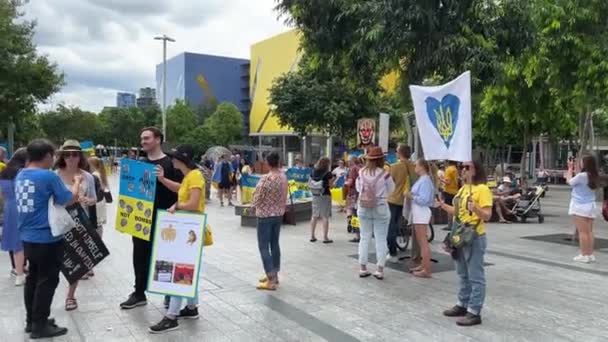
[283,185,296,225]
[49,198,76,237]
[204,223,214,246]
[446,194,479,249]
[103,190,113,204]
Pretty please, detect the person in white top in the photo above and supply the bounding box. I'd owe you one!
[355,147,395,280]
[332,159,347,179]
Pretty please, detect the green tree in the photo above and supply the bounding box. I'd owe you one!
[0,0,63,149]
[202,102,244,146]
[166,100,198,143]
[182,125,213,157]
[97,107,145,147]
[141,103,162,128]
[38,105,100,144]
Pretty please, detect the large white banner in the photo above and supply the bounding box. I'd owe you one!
[147,210,207,298]
[409,71,472,161]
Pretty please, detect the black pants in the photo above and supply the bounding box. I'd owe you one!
[132,236,152,297]
[387,203,404,256]
[23,241,64,325]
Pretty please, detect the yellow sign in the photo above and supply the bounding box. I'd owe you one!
[115,159,156,241]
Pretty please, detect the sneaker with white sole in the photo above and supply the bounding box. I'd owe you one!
[149,317,179,334]
[387,256,399,263]
[573,255,591,263]
[588,255,596,263]
[15,274,25,286]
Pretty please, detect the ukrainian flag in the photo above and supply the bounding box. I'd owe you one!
[240,174,261,204]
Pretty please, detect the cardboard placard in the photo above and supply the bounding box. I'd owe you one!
[61,204,110,284]
[147,210,207,299]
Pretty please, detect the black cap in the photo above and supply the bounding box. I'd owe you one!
[167,144,197,169]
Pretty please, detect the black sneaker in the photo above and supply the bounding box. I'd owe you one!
[25,318,55,333]
[149,317,179,334]
[178,306,199,319]
[443,305,468,317]
[163,295,170,309]
[456,312,482,326]
[120,293,147,309]
[30,321,68,339]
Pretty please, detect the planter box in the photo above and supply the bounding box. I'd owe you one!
[234,201,312,227]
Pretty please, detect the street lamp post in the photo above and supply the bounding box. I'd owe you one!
[154,34,175,141]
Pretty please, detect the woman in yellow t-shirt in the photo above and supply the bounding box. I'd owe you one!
[150,144,205,334]
[436,160,492,327]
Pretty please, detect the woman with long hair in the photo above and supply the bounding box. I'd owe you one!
[87,157,109,238]
[309,157,334,243]
[565,155,600,263]
[55,140,97,311]
[0,148,29,286]
[355,147,395,280]
[405,159,435,278]
[149,144,206,333]
[436,160,493,326]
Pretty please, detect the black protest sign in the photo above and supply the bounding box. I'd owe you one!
[61,204,110,284]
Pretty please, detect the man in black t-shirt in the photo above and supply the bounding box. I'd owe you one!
[120,127,183,310]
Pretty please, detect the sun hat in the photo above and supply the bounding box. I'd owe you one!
[59,139,82,152]
[364,146,385,160]
[502,176,512,183]
[167,144,197,169]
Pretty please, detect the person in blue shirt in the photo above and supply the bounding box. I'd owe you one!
[16,139,81,339]
[405,159,435,278]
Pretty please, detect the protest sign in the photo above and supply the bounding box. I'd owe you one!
[286,167,312,199]
[116,159,157,241]
[410,71,472,161]
[61,204,110,284]
[147,210,207,298]
[240,173,261,204]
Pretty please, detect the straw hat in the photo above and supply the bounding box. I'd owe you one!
[59,139,82,152]
[364,146,384,160]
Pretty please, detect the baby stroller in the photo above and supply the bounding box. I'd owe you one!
[511,186,545,223]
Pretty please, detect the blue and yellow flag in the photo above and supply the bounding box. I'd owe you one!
[240,174,261,204]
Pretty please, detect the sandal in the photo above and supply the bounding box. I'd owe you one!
[256,280,276,291]
[310,238,317,242]
[322,239,334,244]
[259,275,279,284]
[349,238,360,243]
[359,270,371,278]
[373,271,384,280]
[413,270,432,278]
[409,265,423,273]
[65,298,78,311]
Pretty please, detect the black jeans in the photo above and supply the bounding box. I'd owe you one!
[387,203,404,256]
[132,236,152,297]
[23,240,64,325]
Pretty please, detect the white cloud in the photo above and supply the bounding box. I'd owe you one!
[23,0,290,112]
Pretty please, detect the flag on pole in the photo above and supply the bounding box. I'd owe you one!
[409,71,472,162]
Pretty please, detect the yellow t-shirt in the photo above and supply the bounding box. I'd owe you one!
[387,160,417,205]
[444,165,459,195]
[178,169,206,213]
[0,162,6,173]
[455,184,493,235]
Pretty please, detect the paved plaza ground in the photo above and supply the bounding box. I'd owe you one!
[2,178,608,341]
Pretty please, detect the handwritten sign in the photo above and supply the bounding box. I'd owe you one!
[61,204,110,284]
[115,159,157,241]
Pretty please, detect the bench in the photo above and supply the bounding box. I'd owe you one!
[234,201,313,227]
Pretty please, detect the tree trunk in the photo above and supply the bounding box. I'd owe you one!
[578,110,592,156]
[507,145,512,165]
[520,125,529,188]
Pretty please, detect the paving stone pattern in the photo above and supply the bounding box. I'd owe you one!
[1,179,607,341]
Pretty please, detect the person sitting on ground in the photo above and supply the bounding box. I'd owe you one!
[493,177,521,223]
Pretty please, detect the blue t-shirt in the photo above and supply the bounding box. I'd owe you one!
[569,172,596,204]
[15,169,74,243]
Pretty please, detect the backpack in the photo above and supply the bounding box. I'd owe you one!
[359,170,385,208]
[309,172,329,196]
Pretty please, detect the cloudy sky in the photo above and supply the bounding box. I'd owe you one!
[23,0,290,112]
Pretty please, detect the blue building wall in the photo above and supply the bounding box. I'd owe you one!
[116,92,136,108]
[156,53,250,124]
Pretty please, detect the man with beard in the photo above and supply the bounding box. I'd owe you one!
[120,127,183,309]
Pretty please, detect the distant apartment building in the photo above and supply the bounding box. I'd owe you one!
[137,87,157,108]
[116,92,136,108]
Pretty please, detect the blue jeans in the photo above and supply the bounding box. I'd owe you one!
[455,235,487,315]
[257,216,282,274]
[167,294,197,318]
[358,202,390,267]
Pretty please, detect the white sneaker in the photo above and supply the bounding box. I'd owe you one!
[588,255,596,263]
[573,255,591,263]
[387,256,399,263]
[15,275,25,286]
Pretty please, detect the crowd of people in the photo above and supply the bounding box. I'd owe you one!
[0,127,604,337]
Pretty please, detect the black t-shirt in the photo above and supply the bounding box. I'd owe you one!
[311,168,333,196]
[145,156,183,211]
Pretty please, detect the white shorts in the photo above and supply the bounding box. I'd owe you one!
[568,200,597,219]
[411,202,432,225]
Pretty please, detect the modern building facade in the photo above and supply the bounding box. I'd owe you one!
[155,53,251,131]
[137,87,157,108]
[116,92,136,108]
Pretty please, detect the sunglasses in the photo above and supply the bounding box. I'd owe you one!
[63,151,81,158]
